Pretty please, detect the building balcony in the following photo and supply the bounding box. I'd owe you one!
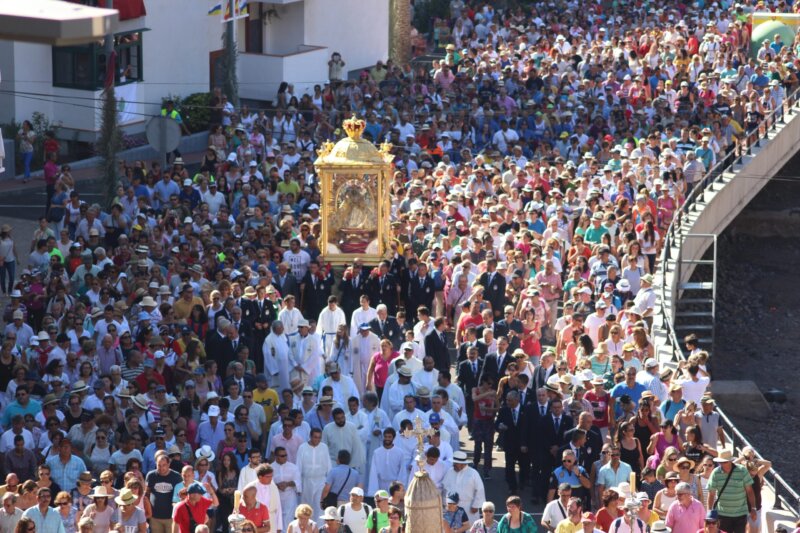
[238,44,328,103]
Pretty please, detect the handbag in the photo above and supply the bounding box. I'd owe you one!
[322,467,352,508]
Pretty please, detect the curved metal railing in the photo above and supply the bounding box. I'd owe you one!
[657,86,800,518]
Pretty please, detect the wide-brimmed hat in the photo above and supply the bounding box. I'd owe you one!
[714,447,734,463]
[131,394,149,410]
[320,507,341,521]
[195,444,216,462]
[115,488,137,506]
[453,451,470,464]
[77,471,95,486]
[397,366,413,377]
[71,380,89,394]
[674,457,696,472]
[651,521,670,533]
[89,486,112,499]
[140,296,157,307]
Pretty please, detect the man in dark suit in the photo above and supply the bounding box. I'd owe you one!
[457,326,480,364]
[495,306,525,352]
[338,261,368,322]
[495,390,530,493]
[300,261,333,320]
[224,360,256,392]
[480,336,512,384]
[366,260,400,316]
[533,349,558,390]
[478,258,507,319]
[456,344,483,433]
[536,399,574,500]
[526,387,552,503]
[424,317,450,373]
[558,428,590,472]
[273,262,300,300]
[368,305,403,350]
[405,262,435,323]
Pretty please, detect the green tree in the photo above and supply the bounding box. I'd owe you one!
[98,88,123,208]
[221,6,239,107]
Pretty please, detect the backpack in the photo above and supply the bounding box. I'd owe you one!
[338,503,372,533]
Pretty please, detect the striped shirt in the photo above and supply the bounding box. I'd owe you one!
[707,464,752,517]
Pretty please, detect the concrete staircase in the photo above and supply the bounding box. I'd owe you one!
[652,96,800,528]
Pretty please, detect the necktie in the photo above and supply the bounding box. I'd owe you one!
[498,355,504,369]
[554,417,560,432]
[440,333,445,344]
[472,361,477,374]
[239,379,244,391]
[233,339,238,350]
[380,321,384,333]
[420,277,424,287]
[512,408,518,425]
[540,405,546,416]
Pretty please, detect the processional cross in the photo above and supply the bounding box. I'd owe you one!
[403,415,436,472]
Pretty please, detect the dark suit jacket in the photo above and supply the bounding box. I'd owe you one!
[495,318,524,352]
[223,374,256,393]
[479,351,513,384]
[338,271,368,318]
[533,364,557,390]
[406,274,436,315]
[479,270,507,316]
[424,329,451,373]
[366,273,399,315]
[456,358,484,395]
[537,413,575,456]
[564,426,603,469]
[273,273,300,300]
[495,405,530,452]
[368,316,403,349]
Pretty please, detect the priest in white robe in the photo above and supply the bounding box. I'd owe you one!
[409,446,447,490]
[263,320,294,392]
[252,471,283,533]
[411,356,439,392]
[352,325,381,396]
[322,409,366,475]
[381,367,416,419]
[277,297,304,335]
[296,429,331,520]
[272,449,303,529]
[316,297,346,358]
[320,361,360,407]
[291,319,324,385]
[392,394,425,430]
[350,297,377,339]
[357,392,390,486]
[367,428,407,495]
[442,451,486,523]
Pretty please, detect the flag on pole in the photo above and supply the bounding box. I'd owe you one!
[207,2,222,15]
[221,0,248,21]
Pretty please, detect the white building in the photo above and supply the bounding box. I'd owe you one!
[0,0,388,142]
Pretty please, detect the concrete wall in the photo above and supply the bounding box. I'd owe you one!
[265,2,305,55]
[304,0,389,73]
[0,0,221,140]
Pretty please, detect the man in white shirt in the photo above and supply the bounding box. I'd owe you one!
[316,296,346,358]
[442,451,486,523]
[367,428,406,495]
[271,446,302,529]
[237,449,263,492]
[410,446,446,490]
[296,428,331,520]
[252,465,282,533]
[321,361,360,408]
[392,394,424,430]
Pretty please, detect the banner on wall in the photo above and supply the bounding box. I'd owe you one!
[116,83,142,125]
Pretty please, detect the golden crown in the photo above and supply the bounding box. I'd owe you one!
[342,115,366,140]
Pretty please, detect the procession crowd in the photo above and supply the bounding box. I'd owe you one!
[0,0,794,532]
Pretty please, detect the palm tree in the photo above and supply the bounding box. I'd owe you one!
[390,0,411,65]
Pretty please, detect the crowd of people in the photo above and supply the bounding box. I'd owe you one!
[1,0,794,532]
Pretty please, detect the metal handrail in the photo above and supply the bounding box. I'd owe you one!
[657,85,800,518]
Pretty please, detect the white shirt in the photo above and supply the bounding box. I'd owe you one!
[442,466,486,522]
[678,376,711,405]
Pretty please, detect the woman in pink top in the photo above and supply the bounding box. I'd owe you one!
[647,420,683,468]
[366,339,398,400]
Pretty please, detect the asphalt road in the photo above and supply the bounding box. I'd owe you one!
[0,179,106,220]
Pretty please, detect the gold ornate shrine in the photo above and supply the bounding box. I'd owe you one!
[314,116,393,265]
